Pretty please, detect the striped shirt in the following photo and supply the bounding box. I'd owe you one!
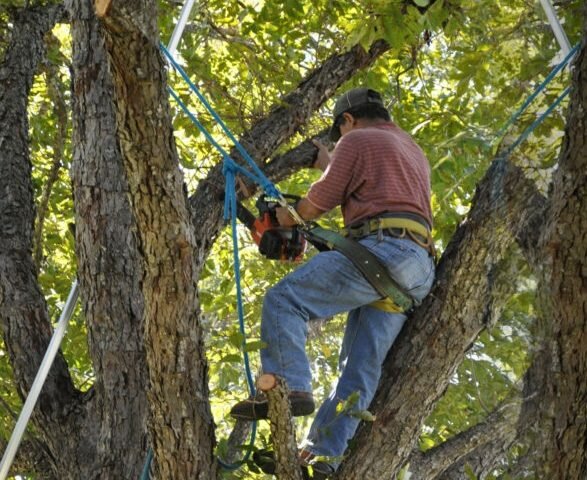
[306,123,432,227]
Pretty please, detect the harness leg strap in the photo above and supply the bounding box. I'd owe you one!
[303,226,413,312]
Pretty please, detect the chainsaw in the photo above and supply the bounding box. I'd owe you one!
[235,194,307,262]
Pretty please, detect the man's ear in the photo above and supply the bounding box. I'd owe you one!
[342,112,355,126]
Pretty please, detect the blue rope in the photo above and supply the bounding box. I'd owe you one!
[496,43,578,140]
[216,158,259,470]
[139,448,153,480]
[161,42,280,199]
[503,85,571,157]
[166,87,271,191]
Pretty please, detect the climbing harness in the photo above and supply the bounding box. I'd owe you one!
[303,225,415,312]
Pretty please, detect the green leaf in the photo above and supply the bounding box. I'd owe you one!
[244,340,267,352]
[350,410,376,422]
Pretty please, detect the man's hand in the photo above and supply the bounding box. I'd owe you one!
[276,198,326,227]
[276,207,298,227]
[312,139,331,171]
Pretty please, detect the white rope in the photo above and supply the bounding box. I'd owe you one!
[167,0,197,58]
[539,0,572,55]
[0,280,79,480]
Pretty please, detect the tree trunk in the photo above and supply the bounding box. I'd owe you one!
[0,5,98,478]
[532,12,587,478]
[69,0,149,477]
[97,1,217,477]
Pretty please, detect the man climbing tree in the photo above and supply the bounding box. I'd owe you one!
[1,0,585,479]
[230,87,436,477]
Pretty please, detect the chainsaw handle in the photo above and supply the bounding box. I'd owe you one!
[235,200,257,229]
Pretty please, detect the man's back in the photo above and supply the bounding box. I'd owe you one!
[306,123,432,227]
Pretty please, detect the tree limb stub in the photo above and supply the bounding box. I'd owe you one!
[258,374,304,480]
[94,0,112,18]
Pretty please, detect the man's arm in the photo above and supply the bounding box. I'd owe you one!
[275,198,325,227]
[312,139,331,171]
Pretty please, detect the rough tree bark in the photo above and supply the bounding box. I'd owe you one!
[531,10,587,478]
[96,1,217,477]
[0,4,99,478]
[69,0,149,477]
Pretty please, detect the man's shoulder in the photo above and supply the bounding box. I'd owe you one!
[340,124,411,148]
[345,123,403,141]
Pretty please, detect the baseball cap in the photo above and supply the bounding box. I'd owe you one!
[329,88,385,141]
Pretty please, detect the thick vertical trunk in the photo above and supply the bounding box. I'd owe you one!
[0,5,97,478]
[96,1,217,477]
[69,0,149,477]
[533,15,587,479]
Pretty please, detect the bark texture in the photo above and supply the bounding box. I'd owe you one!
[98,1,216,477]
[532,16,587,479]
[259,374,303,480]
[69,0,149,477]
[0,5,97,478]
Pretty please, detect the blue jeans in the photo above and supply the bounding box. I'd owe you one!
[260,234,435,463]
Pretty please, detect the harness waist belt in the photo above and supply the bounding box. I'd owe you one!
[345,217,429,239]
[345,216,435,258]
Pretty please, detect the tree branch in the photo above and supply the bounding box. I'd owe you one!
[189,41,391,258]
[0,1,80,424]
[409,395,521,479]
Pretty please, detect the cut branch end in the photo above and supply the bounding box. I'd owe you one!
[258,374,278,392]
[95,0,113,18]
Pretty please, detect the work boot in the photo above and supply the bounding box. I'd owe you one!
[230,391,315,420]
[300,449,335,479]
[251,448,335,479]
